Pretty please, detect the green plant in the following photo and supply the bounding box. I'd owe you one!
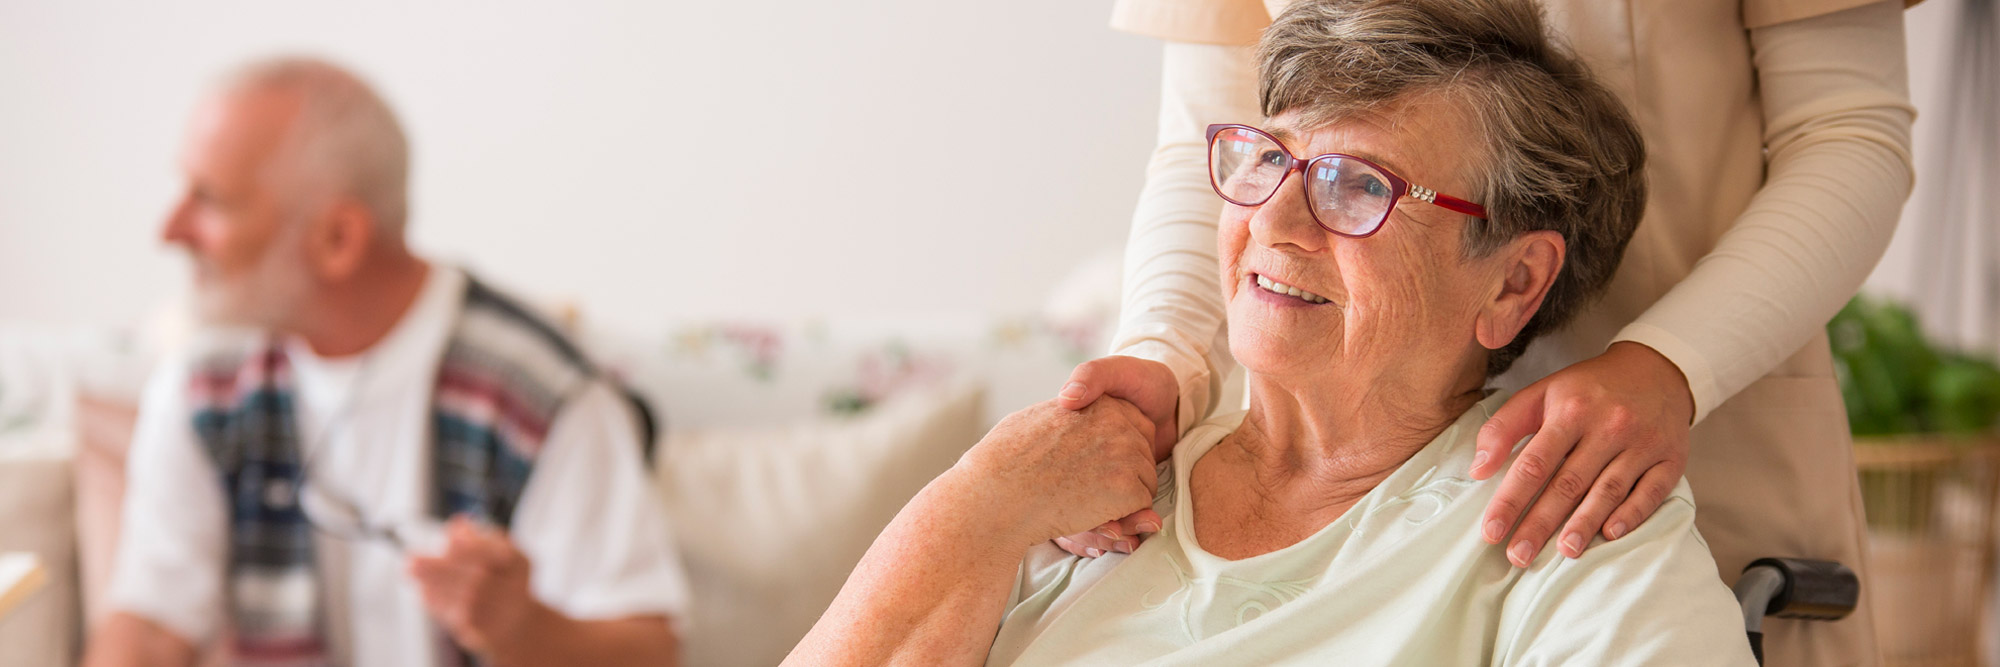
[1828,295,2000,437]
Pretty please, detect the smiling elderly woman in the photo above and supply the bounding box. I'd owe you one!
[788,0,1756,664]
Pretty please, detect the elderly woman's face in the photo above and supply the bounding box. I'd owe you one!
[1219,101,1504,389]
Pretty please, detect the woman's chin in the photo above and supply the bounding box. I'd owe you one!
[1226,323,1341,383]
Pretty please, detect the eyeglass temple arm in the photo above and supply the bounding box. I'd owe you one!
[1409,184,1488,219]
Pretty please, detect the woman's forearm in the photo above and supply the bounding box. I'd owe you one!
[1610,0,1914,422]
[785,470,1038,667]
[1109,41,1263,436]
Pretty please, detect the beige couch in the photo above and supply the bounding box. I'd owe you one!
[0,305,1112,666]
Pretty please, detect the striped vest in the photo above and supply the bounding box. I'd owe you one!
[186,275,654,666]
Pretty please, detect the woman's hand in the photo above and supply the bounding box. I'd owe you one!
[955,397,1163,548]
[1046,356,1180,557]
[1472,341,1696,567]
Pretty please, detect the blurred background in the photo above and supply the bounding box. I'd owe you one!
[0,0,1159,334]
[1,0,1996,665]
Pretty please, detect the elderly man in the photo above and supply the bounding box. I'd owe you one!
[82,58,687,667]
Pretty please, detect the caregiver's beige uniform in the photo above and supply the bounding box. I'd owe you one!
[1104,1,1915,665]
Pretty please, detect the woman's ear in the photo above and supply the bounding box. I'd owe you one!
[1474,230,1565,351]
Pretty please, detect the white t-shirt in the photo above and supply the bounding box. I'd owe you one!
[106,266,691,666]
[987,392,1756,666]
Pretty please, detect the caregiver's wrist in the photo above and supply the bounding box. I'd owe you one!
[1605,341,1695,425]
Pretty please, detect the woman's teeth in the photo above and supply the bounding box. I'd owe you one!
[1255,274,1329,304]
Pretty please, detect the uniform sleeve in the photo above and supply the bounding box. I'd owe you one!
[511,381,691,625]
[1109,0,1270,45]
[1108,41,1263,436]
[102,356,229,645]
[1611,0,1914,423]
[1495,486,1758,666]
[1742,0,1906,29]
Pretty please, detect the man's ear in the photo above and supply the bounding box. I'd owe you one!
[305,198,377,283]
[1474,230,1565,351]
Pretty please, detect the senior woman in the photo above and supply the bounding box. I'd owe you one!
[1058,0,1911,662]
[788,1,1754,664]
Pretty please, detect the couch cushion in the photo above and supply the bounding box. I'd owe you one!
[655,377,984,666]
[0,430,78,667]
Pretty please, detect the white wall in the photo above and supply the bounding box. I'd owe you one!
[1864,0,2000,358]
[0,0,1162,334]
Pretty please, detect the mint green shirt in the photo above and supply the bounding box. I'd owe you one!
[988,392,1756,666]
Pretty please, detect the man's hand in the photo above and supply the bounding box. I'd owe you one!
[407,517,552,659]
[1472,341,1695,567]
[81,613,199,667]
[1049,356,1180,558]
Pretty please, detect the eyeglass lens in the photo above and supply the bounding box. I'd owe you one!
[1209,127,1398,236]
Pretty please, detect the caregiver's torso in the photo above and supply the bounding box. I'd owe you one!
[1481,0,1784,383]
[986,393,1754,666]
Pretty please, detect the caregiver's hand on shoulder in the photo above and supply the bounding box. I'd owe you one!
[1473,341,1695,567]
[1049,356,1178,558]
[952,397,1161,549]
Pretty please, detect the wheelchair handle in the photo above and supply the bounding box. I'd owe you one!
[1733,558,1860,666]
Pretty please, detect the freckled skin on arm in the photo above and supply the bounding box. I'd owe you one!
[786,400,1159,666]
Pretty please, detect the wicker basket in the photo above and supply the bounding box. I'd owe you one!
[1854,436,2000,667]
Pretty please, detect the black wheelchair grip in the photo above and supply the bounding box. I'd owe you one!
[1746,557,1860,620]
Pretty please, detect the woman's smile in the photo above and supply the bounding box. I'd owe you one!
[1250,273,1332,305]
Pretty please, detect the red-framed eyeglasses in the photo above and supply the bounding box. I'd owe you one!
[1206,123,1487,238]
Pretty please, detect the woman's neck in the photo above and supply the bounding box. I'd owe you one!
[1228,369,1485,495]
[1186,369,1486,560]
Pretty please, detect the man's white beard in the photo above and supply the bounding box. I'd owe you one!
[193,232,313,331]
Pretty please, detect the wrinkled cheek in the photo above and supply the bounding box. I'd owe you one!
[1339,276,1426,357]
[1217,213,1252,301]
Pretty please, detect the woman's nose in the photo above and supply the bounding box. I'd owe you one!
[1247,172,1329,253]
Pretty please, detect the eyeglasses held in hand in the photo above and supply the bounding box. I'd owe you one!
[299,477,449,554]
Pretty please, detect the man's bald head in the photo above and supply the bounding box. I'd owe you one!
[217,56,411,236]
[163,57,415,330]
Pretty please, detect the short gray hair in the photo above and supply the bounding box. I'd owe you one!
[1258,0,1647,376]
[223,56,411,236]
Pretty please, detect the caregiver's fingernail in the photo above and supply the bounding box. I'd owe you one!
[1114,540,1135,553]
[1135,521,1161,534]
[1509,540,1534,567]
[1060,382,1086,400]
[1086,548,1104,558]
[1095,527,1123,541]
[1483,519,1506,542]
[1607,521,1629,540]
[1561,532,1584,557]
[1472,451,1491,472]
